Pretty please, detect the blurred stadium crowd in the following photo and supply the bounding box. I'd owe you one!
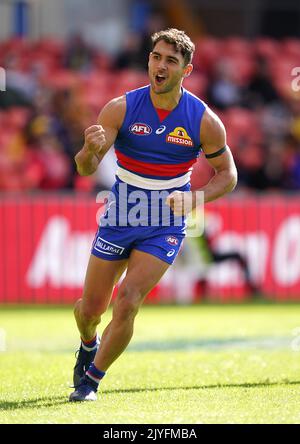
[0,32,300,193]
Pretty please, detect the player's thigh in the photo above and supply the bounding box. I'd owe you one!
[118,249,170,303]
[82,254,128,314]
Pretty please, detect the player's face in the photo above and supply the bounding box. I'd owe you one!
[148,40,192,95]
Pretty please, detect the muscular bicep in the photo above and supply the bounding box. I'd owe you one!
[200,108,235,173]
[96,95,126,157]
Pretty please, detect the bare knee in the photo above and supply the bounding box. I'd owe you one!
[113,284,143,322]
[74,298,105,326]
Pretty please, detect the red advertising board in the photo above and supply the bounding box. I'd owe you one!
[0,194,300,303]
[0,195,99,303]
[203,197,300,301]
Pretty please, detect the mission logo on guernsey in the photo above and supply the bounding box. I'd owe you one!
[166,126,194,147]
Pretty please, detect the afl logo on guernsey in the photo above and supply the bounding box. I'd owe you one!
[166,126,194,147]
[130,123,152,136]
[166,236,179,246]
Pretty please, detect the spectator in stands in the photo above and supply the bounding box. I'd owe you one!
[235,143,267,191]
[259,102,291,143]
[290,95,300,143]
[0,54,35,108]
[115,11,166,71]
[283,134,300,190]
[64,34,95,72]
[263,141,287,189]
[50,90,88,187]
[23,114,71,190]
[207,58,244,109]
[114,32,145,71]
[246,56,280,108]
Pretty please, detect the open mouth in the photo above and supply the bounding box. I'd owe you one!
[155,74,167,85]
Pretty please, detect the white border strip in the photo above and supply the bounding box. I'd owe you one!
[116,167,191,190]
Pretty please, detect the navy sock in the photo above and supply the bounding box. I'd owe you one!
[81,334,99,351]
[85,362,106,391]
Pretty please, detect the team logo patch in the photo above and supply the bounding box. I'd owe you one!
[94,237,125,256]
[130,123,152,136]
[166,236,179,246]
[166,127,194,147]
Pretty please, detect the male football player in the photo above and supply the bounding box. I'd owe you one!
[70,28,237,401]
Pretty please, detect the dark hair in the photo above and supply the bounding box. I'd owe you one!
[151,28,195,65]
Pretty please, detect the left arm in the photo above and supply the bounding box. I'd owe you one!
[166,108,237,215]
[196,107,237,203]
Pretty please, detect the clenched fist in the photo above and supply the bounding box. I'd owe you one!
[165,191,195,216]
[84,125,106,157]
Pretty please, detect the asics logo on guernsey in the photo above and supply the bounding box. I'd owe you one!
[94,237,125,256]
[129,123,152,135]
[156,125,167,135]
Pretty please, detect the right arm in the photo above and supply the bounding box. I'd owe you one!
[75,95,126,176]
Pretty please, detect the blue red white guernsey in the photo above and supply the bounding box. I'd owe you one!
[114,85,206,189]
[91,85,207,264]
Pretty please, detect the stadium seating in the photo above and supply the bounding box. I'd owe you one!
[0,36,299,192]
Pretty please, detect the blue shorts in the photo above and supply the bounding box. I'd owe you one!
[91,224,185,265]
[91,178,188,264]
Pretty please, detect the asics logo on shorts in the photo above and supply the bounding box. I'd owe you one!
[167,249,176,257]
[94,237,125,256]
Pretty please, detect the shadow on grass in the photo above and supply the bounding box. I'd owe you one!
[1,379,300,411]
[0,396,70,411]
[102,379,300,395]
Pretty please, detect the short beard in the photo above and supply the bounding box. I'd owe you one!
[150,79,177,95]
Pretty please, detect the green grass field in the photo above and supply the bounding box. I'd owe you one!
[1,303,300,424]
